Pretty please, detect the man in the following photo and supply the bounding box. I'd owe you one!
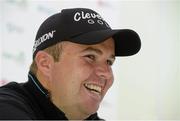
[0,8,141,120]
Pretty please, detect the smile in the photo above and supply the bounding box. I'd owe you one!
[84,83,102,95]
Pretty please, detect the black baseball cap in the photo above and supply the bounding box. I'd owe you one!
[33,8,141,59]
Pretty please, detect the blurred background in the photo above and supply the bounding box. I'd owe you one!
[0,0,179,120]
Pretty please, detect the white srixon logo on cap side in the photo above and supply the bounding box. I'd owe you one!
[33,30,56,53]
[73,11,110,28]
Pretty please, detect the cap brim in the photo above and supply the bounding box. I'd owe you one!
[69,29,141,56]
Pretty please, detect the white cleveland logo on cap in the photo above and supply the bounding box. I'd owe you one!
[73,11,110,28]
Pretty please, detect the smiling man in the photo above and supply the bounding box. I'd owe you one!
[0,8,141,120]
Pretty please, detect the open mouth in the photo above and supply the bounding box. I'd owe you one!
[84,83,102,95]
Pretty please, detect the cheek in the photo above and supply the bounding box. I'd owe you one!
[76,59,93,79]
[106,78,114,90]
[103,72,114,95]
[109,68,114,86]
[50,58,93,96]
[108,78,114,89]
[50,65,66,96]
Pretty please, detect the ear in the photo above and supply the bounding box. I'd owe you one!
[35,51,54,78]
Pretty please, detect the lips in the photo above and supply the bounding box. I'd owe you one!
[84,83,102,95]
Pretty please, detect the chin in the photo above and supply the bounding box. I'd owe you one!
[89,104,99,113]
[81,100,100,116]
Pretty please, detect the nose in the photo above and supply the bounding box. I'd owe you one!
[94,63,114,81]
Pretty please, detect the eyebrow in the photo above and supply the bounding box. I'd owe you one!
[82,47,102,55]
[81,47,115,60]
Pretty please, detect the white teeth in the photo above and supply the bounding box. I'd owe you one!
[84,83,102,93]
[90,90,100,95]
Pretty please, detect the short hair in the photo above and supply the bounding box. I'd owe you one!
[30,43,62,76]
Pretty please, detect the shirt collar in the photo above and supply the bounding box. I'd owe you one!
[28,72,49,97]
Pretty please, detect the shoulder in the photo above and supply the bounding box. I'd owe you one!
[0,82,35,119]
[0,82,29,103]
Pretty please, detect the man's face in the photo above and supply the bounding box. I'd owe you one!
[50,38,115,118]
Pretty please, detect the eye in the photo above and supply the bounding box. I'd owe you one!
[84,54,96,61]
[107,60,113,66]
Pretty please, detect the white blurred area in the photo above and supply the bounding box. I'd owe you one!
[0,0,179,120]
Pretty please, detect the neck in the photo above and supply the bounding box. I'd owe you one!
[65,111,88,120]
[65,108,90,120]
[51,97,89,120]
